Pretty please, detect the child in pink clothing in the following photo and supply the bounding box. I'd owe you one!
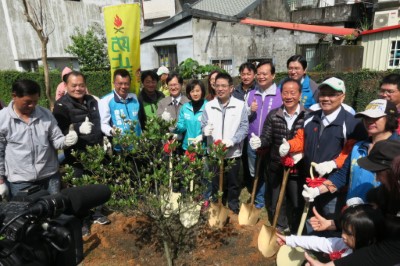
[55,67,73,101]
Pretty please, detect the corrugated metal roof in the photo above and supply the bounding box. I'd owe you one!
[191,0,258,17]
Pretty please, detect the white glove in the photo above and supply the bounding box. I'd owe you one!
[291,152,304,164]
[166,133,178,140]
[204,122,214,137]
[103,136,112,152]
[314,160,337,176]
[249,133,261,150]
[222,139,234,148]
[191,135,203,145]
[279,138,290,157]
[0,183,9,200]
[79,117,94,135]
[302,185,320,202]
[110,126,122,136]
[64,124,78,147]
[161,108,172,122]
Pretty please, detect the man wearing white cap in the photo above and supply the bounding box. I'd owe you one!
[279,77,367,229]
[157,66,170,96]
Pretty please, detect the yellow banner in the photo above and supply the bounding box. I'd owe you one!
[104,4,141,95]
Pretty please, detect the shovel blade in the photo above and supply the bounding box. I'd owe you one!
[208,202,229,229]
[277,245,305,266]
[238,203,261,225]
[257,225,280,258]
[161,192,181,218]
[180,202,201,228]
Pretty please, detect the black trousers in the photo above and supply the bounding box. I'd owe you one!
[212,157,242,212]
[266,165,304,232]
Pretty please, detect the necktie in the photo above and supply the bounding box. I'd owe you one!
[172,99,178,106]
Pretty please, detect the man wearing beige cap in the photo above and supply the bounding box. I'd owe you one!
[279,77,367,231]
[157,66,170,96]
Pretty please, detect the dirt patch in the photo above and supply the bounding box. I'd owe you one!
[81,210,276,266]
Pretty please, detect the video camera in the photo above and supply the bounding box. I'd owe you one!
[0,184,111,266]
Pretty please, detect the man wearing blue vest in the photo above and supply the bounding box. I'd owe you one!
[99,69,145,141]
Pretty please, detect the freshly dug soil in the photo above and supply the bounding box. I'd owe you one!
[82,210,276,266]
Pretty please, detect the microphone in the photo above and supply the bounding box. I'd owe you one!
[61,184,111,217]
[27,184,111,218]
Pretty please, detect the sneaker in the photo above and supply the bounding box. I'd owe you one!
[93,215,111,225]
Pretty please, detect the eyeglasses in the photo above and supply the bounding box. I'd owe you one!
[379,89,398,95]
[215,84,231,89]
[168,83,181,88]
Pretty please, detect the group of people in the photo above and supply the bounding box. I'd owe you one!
[0,53,399,264]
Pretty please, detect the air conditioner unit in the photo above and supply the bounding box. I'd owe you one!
[373,10,399,29]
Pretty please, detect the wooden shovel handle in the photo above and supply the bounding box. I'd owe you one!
[218,159,224,206]
[296,163,317,235]
[250,155,262,205]
[272,167,291,228]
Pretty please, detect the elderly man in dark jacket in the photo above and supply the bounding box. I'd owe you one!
[249,78,306,233]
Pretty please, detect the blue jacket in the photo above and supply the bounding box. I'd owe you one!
[329,133,400,201]
[175,100,207,151]
[279,75,318,109]
[99,91,144,137]
[300,75,318,108]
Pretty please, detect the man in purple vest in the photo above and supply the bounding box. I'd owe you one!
[245,60,283,209]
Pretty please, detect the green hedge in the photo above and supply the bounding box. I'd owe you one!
[0,69,399,112]
[0,70,111,107]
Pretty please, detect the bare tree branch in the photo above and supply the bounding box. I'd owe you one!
[21,0,54,108]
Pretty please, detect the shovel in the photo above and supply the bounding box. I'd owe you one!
[258,165,291,258]
[180,179,201,228]
[238,154,262,225]
[276,164,316,266]
[208,158,229,229]
[162,145,181,217]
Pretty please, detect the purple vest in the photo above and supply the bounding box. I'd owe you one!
[246,84,282,137]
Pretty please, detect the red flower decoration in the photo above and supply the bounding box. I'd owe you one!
[329,249,347,260]
[213,139,227,151]
[306,177,327,188]
[163,140,175,154]
[185,150,196,162]
[281,155,294,168]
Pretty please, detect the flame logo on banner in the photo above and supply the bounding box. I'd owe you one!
[114,15,123,28]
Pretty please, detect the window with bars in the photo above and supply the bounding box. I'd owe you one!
[211,59,233,74]
[156,45,177,70]
[389,40,400,68]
